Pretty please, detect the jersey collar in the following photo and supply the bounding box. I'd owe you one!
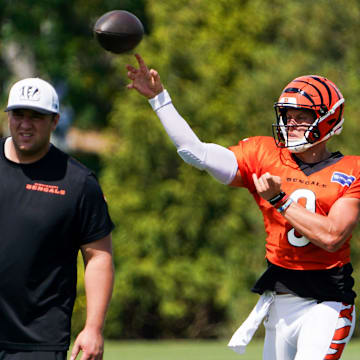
[292,151,344,176]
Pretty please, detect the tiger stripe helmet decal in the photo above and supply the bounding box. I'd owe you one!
[273,75,345,153]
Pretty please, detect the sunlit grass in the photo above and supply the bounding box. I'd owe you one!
[68,338,360,360]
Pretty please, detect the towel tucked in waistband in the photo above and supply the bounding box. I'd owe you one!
[228,291,275,355]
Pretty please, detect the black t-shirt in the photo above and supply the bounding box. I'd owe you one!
[0,138,114,350]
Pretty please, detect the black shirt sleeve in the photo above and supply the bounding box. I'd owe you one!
[76,173,114,245]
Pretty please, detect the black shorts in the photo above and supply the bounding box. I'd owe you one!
[0,350,67,360]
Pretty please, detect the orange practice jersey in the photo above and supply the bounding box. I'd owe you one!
[229,136,360,270]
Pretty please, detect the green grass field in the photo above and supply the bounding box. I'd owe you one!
[69,338,360,359]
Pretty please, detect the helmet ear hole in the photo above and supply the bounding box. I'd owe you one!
[319,105,328,116]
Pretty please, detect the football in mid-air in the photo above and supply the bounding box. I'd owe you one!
[93,10,144,54]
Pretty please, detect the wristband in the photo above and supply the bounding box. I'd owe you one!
[268,191,286,206]
[148,89,172,111]
[274,194,290,209]
[277,198,294,213]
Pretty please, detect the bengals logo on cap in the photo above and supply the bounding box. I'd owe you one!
[18,85,41,102]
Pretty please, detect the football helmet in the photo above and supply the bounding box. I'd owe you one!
[273,75,345,153]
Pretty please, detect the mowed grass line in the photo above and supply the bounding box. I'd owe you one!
[69,338,360,360]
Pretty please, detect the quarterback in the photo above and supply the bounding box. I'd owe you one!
[126,54,360,360]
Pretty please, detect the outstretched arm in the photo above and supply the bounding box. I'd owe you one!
[126,54,240,185]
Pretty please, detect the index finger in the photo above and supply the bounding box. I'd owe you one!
[135,53,149,72]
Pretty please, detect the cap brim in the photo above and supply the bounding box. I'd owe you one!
[5,105,57,115]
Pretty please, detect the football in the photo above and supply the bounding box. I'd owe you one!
[93,10,144,54]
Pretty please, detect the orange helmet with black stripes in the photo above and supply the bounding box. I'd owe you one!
[273,75,345,153]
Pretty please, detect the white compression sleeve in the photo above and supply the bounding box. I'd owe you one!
[148,90,238,184]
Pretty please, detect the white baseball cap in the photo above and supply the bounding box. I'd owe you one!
[5,78,60,115]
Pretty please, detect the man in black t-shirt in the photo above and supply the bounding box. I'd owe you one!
[0,77,115,360]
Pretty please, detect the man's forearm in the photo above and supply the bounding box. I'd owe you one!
[83,253,114,331]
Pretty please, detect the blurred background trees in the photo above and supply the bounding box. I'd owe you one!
[0,0,148,129]
[1,0,360,340]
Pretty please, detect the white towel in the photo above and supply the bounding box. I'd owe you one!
[228,291,275,354]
